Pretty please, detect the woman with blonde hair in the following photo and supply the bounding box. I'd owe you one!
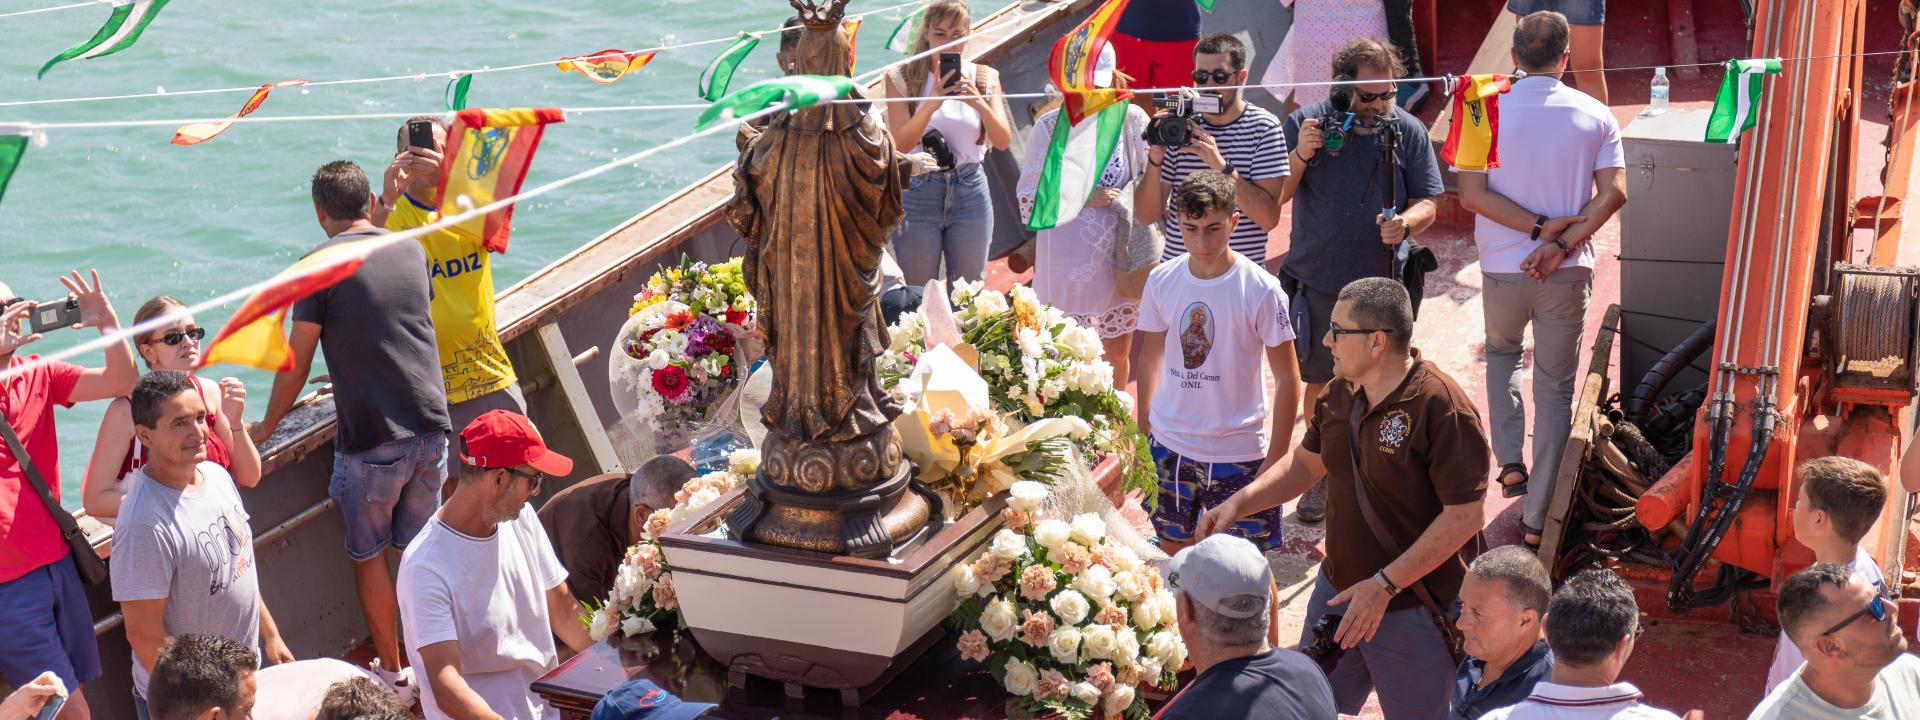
[883,0,1014,285]
[80,296,261,523]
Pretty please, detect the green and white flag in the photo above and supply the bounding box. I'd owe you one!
[1705,58,1783,144]
[1194,0,1215,11]
[0,125,32,211]
[38,0,172,79]
[697,74,854,129]
[698,33,761,102]
[885,8,922,54]
[1025,103,1129,231]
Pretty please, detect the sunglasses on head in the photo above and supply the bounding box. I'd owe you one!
[1823,592,1891,636]
[1190,68,1237,85]
[149,327,205,346]
[1352,85,1398,103]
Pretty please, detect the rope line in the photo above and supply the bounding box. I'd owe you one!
[0,0,111,20]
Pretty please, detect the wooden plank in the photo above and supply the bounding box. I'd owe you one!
[1538,304,1622,569]
[1428,10,1520,148]
[537,323,623,476]
[1668,0,1702,81]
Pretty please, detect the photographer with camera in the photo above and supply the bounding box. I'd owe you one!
[1277,38,1444,523]
[1132,33,1290,267]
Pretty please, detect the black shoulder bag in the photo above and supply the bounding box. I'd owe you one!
[0,417,110,586]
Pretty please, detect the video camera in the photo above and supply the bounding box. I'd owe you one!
[1144,88,1223,148]
[1320,77,1357,157]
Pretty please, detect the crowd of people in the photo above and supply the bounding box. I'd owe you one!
[2,1,1917,720]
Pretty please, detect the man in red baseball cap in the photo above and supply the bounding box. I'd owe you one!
[396,410,592,719]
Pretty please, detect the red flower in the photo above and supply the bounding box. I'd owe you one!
[651,365,691,402]
[664,311,694,331]
[725,309,749,326]
[623,339,645,359]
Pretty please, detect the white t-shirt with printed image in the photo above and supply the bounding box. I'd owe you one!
[1137,252,1294,463]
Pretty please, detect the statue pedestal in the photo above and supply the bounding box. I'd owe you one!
[657,489,1007,705]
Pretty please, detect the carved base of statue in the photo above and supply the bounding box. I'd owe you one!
[726,426,937,558]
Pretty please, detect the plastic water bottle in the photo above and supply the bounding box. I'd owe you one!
[1647,67,1670,116]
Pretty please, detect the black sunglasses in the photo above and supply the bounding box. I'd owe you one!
[501,466,547,494]
[1352,86,1398,103]
[1823,593,1891,636]
[1190,68,1237,85]
[149,327,206,346]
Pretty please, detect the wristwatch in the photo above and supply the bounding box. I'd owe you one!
[1553,237,1571,252]
[1529,213,1548,241]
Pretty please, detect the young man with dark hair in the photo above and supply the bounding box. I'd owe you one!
[146,635,258,720]
[1750,564,1918,719]
[1135,172,1299,555]
[1279,38,1445,522]
[1763,456,1891,692]
[1201,277,1488,719]
[1453,546,1555,719]
[116,371,293,718]
[1133,33,1291,267]
[537,454,698,605]
[1486,569,1679,719]
[256,160,450,697]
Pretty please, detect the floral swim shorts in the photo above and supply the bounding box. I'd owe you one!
[1149,439,1283,550]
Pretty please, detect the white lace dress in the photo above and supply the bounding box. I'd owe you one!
[1263,0,1391,107]
[1016,105,1150,339]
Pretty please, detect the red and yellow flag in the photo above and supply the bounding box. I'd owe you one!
[1050,0,1132,126]
[555,49,658,84]
[842,19,864,71]
[172,80,306,146]
[436,107,566,253]
[199,238,379,372]
[1440,74,1512,171]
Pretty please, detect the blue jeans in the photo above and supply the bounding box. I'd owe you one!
[892,162,993,286]
[330,432,447,561]
[0,556,101,692]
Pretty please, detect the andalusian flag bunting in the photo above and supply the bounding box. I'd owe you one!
[0,125,30,211]
[1194,0,1215,11]
[697,75,853,129]
[885,9,921,54]
[171,80,305,146]
[435,107,566,253]
[556,48,659,84]
[699,34,761,102]
[1025,103,1129,231]
[1051,0,1132,126]
[39,0,172,79]
[1440,74,1512,171]
[1705,58,1783,144]
[445,74,474,111]
[199,238,380,372]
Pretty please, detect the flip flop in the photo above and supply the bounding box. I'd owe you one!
[1499,463,1529,498]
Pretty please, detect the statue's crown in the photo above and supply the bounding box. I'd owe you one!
[789,0,851,30]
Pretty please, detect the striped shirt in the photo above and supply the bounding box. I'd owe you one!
[1158,104,1289,264]
[1481,681,1682,720]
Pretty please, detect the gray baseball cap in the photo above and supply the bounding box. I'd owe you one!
[1167,535,1273,619]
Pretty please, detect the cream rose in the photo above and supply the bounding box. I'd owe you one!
[1155,590,1179,627]
[728,448,761,476]
[950,562,981,598]
[1113,570,1147,603]
[1112,627,1142,668]
[621,615,657,637]
[1002,657,1039,697]
[1146,630,1181,666]
[1049,589,1091,626]
[988,529,1029,562]
[1072,565,1117,601]
[1111,546,1143,573]
[1069,513,1106,545]
[1132,597,1161,632]
[980,596,1020,642]
[1007,480,1048,513]
[1140,658,1165,687]
[1033,519,1072,550]
[588,607,617,641]
[1080,623,1118,661]
[1047,625,1083,665]
[1103,683,1137,716]
[1070,681,1101,707]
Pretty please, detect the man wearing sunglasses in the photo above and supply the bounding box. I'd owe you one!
[1750,564,1919,719]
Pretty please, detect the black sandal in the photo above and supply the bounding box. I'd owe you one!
[1499,463,1529,498]
[1521,523,1543,550]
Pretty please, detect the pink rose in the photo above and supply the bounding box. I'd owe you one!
[973,556,1014,584]
[1095,603,1129,629]
[652,573,678,611]
[1056,542,1093,575]
[1018,608,1054,648]
[1117,664,1143,687]
[1090,545,1118,572]
[1017,564,1057,602]
[1086,662,1115,694]
[956,629,991,663]
[633,544,664,579]
[1001,508,1034,531]
[1035,669,1071,701]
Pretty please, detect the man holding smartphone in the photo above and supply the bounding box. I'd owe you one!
[0,271,138,720]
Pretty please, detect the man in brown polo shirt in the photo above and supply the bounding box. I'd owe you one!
[536,456,697,605]
[1199,277,1488,720]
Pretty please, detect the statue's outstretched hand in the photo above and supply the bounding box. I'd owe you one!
[904,152,941,177]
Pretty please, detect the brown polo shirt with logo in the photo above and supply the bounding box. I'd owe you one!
[1299,350,1490,611]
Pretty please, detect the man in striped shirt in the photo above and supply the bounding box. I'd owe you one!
[1132,33,1290,266]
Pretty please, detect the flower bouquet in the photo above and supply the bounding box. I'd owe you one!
[948,481,1186,720]
[586,449,760,641]
[615,256,759,448]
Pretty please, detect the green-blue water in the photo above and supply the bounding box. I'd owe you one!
[0,0,920,508]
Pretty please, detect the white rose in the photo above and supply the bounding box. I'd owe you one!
[1002,657,1038,697]
[1104,684,1137,715]
[1063,325,1104,361]
[1049,589,1091,626]
[950,562,981,598]
[1072,564,1116,601]
[1113,570,1147,603]
[646,348,672,370]
[1007,480,1048,513]
[620,615,657,637]
[1046,625,1082,665]
[1167,634,1189,670]
[1033,519,1072,550]
[974,289,1010,316]
[1146,630,1180,667]
[980,596,1020,642]
[1139,658,1165,686]
[1111,546,1143,573]
[1080,624,1118,661]
[728,448,761,476]
[588,607,617,641]
[1131,598,1160,632]
[988,529,1029,562]
[1070,681,1101,707]
[1113,626,1142,668]
[1154,590,1179,627]
[1069,513,1106,545]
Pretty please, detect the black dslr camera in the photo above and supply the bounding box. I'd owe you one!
[1320,77,1357,157]
[1300,614,1347,676]
[1144,88,1223,148]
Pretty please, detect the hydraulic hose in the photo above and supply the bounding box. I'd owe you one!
[1626,320,1717,424]
[1667,400,1775,612]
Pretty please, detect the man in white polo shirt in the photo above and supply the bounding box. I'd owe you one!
[1455,10,1627,548]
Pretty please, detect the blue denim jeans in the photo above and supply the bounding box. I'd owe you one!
[330,432,447,561]
[892,162,993,286]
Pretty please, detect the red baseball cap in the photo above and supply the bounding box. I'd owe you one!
[460,410,574,476]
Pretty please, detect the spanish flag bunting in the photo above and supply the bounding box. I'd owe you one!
[555,49,659,84]
[1051,0,1133,126]
[39,0,172,78]
[199,238,380,372]
[171,80,306,146]
[1440,74,1512,172]
[435,107,567,253]
[843,19,863,71]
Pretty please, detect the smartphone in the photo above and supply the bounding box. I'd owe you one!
[406,118,436,150]
[28,298,82,334]
[33,694,66,720]
[938,52,962,90]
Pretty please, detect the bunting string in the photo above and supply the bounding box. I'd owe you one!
[0,0,112,20]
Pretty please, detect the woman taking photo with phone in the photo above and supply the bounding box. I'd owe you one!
[883,0,1013,286]
[80,296,262,523]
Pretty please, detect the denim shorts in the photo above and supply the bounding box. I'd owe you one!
[1507,0,1605,25]
[330,432,447,561]
[1149,439,1283,549]
[0,556,102,691]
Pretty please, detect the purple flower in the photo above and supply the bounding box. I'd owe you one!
[685,317,729,358]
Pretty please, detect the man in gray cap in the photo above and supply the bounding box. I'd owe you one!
[1160,535,1336,719]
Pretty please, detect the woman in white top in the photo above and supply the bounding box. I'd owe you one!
[883,0,1013,286]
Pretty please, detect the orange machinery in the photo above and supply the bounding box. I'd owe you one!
[1636,0,1918,615]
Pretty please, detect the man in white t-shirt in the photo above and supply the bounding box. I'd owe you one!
[1749,564,1920,720]
[1136,171,1300,554]
[398,410,593,720]
[1763,457,1891,693]
[1454,10,1627,548]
